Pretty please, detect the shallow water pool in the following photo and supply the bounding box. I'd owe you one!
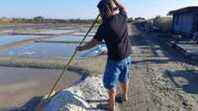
[0,66,82,109]
[0,42,103,59]
[0,35,39,46]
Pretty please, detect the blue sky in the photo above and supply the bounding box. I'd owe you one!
[0,0,198,19]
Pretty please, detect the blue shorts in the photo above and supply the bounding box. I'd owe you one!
[103,56,132,90]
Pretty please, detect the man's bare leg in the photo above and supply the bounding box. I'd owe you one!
[120,82,129,101]
[108,89,116,111]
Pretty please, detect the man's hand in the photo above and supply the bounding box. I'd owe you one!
[111,0,127,13]
[76,46,84,51]
[76,38,99,52]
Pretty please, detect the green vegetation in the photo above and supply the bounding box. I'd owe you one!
[184,67,198,73]
[128,17,134,22]
[0,16,97,24]
[0,16,134,25]
[152,16,172,32]
[0,56,106,76]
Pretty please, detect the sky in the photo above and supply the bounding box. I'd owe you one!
[0,0,198,19]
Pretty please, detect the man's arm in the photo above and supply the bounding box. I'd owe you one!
[76,38,100,51]
[112,0,127,13]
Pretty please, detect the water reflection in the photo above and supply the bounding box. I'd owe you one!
[0,42,107,59]
[0,35,39,46]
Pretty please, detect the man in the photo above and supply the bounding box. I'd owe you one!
[76,0,132,111]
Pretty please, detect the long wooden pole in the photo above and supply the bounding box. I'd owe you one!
[46,14,100,99]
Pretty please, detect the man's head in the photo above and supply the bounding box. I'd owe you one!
[97,0,117,20]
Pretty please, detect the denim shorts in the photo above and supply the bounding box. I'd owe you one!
[103,56,132,90]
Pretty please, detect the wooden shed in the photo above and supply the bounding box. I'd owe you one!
[168,6,198,37]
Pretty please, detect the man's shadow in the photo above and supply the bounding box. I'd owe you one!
[165,70,198,94]
[86,99,109,110]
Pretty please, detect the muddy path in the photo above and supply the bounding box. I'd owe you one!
[118,24,198,111]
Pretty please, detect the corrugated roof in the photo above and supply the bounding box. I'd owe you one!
[168,6,198,15]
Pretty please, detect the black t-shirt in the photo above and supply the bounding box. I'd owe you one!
[94,10,132,60]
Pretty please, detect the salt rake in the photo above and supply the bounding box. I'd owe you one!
[36,15,100,111]
[45,14,100,100]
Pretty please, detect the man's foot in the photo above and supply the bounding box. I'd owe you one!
[98,102,116,111]
[97,103,109,110]
[115,94,128,104]
[109,105,116,111]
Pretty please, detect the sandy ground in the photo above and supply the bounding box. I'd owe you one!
[118,24,198,111]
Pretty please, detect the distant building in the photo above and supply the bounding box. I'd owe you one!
[168,6,198,37]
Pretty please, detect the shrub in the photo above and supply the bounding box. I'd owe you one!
[153,16,172,33]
